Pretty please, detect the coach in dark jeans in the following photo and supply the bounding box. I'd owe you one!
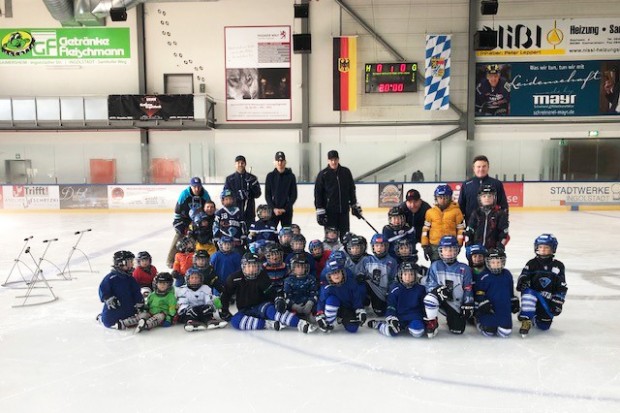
[458,155,508,224]
[314,150,362,236]
[265,151,297,229]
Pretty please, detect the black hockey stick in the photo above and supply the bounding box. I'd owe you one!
[359,214,379,234]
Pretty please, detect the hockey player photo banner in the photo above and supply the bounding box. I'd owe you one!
[333,36,357,111]
[108,95,194,121]
[424,35,451,110]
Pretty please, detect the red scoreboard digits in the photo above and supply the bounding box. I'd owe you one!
[364,62,418,93]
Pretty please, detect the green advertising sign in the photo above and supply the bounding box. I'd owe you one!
[0,28,130,65]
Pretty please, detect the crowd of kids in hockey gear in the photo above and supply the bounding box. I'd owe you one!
[99,161,566,339]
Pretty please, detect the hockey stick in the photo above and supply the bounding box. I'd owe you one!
[359,214,379,234]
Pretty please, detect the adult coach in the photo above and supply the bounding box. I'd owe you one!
[398,189,431,245]
[167,177,211,267]
[458,155,508,223]
[265,151,297,229]
[224,155,261,228]
[314,150,362,236]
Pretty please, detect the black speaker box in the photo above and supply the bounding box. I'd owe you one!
[481,0,499,15]
[110,7,127,22]
[294,3,309,18]
[474,30,498,50]
[293,34,311,54]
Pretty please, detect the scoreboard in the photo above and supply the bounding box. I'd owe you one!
[364,62,418,93]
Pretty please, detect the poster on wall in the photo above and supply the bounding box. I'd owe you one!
[378,183,403,207]
[108,95,194,120]
[0,28,130,65]
[224,26,291,121]
[475,59,620,117]
[476,18,620,59]
[1,185,60,210]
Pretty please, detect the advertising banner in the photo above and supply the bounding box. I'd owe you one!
[225,26,291,121]
[525,182,620,206]
[475,59,620,116]
[0,28,130,65]
[59,185,109,209]
[107,185,179,209]
[450,182,523,208]
[476,18,620,59]
[378,183,403,208]
[1,185,60,210]
[108,95,194,120]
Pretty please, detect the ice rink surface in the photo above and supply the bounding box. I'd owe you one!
[1,209,619,413]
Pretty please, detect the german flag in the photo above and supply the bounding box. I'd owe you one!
[333,36,357,111]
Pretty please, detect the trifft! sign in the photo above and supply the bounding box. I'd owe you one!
[0,28,130,65]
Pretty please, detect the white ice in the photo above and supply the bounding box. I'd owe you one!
[1,210,619,413]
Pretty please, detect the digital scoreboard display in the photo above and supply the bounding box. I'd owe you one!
[364,62,418,93]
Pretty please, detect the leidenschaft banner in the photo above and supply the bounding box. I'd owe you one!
[108,95,194,120]
[0,28,130,65]
[475,59,620,116]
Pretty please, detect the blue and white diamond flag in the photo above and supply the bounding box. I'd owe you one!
[424,35,451,110]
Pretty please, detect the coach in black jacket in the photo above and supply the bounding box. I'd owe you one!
[458,155,508,224]
[314,150,362,236]
[225,155,262,227]
[265,151,298,229]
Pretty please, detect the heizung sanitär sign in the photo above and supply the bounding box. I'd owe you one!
[0,28,130,65]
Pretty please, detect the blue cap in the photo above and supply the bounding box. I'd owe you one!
[190,177,202,186]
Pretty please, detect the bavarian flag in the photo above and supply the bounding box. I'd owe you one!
[333,36,357,111]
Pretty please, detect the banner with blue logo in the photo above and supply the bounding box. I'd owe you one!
[424,35,451,110]
[475,59,620,117]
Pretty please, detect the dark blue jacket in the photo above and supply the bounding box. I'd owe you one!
[98,269,143,328]
[224,171,261,226]
[458,175,508,224]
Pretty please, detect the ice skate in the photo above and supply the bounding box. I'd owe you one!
[184,320,207,332]
[519,319,532,337]
[366,320,380,329]
[206,319,228,330]
[297,319,317,334]
[424,317,438,338]
[135,318,147,334]
[265,320,284,331]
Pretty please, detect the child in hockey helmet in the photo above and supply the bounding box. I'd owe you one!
[434,184,453,211]
[309,239,325,260]
[371,234,389,259]
[346,235,367,263]
[241,252,262,280]
[477,184,497,211]
[397,261,419,288]
[290,233,307,254]
[218,236,234,254]
[438,235,460,264]
[324,259,345,286]
[290,253,311,278]
[176,236,195,253]
[534,233,558,259]
[290,224,302,235]
[137,251,152,268]
[323,227,340,249]
[220,188,235,208]
[278,227,293,253]
[113,250,135,273]
[193,249,210,269]
[395,238,415,263]
[388,206,405,231]
[153,272,174,296]
[485,248,506,274]
[264,243,284,266]
[466,244,488,271]
[184,268,204,291]
[256,204,273,222]
[133,251,157,296]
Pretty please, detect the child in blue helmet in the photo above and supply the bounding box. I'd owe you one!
[214,188,246,252]
[360,234,398,317]
[423,235,474,337]
[516,234,567,337]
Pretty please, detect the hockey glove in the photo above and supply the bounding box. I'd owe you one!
[173,219,187,235]
[104,296,120,310]
[316,208,328,226]
[355,273,367,284]
[476,299,494,316]
[511,296,520,314]
[274,296,287,313]
[516,275,531,292]
[355,308,367,325]
[351,203,363,219]
[423,245,433,262]
[316,313,333,333]
[550,296,564,316]
[219,308,232,321]
[432,285,453,302]
[460,303,474,320]
[386,316,401,335]
[464,227,475,244]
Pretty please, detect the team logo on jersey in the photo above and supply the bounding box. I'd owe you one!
[538,277,551,288]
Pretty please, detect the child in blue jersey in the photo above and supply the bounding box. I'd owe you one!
[283,253,319,321]
[361,234,398,317]
[98,251,144,329]
[368,262,428,337]
[248,204,278,243]
[516,234,567,337]
[219,253,316,333]
[423,235,474,337]
[210,236,242,291]
[316,259,367,333]
[474,249,519,337]
[214,189,247,251]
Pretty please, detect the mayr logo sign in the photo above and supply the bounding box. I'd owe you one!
[533,95,576,105]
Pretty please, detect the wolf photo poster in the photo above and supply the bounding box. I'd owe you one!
[224,26,291,121]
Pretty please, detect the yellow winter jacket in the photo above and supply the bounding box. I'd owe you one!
[421,202,465,246]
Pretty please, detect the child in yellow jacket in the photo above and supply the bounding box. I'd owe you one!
[421,185,465,262]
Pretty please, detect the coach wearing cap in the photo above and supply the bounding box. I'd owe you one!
[265,151,298,229]
[314,150,362,236]
[224,155,262,227]
[398,189,431,245]
[167,177,211,267]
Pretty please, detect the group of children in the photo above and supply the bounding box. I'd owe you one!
[98,182,567,338]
